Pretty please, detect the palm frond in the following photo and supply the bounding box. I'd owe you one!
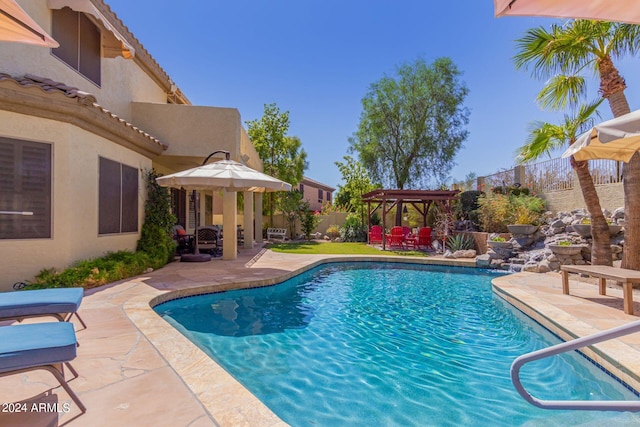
[536,75,586,111]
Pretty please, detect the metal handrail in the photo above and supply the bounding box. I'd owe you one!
[511,319,640,411]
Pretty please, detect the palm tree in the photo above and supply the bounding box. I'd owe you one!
[518,100,612,265]
[514,20,640,270]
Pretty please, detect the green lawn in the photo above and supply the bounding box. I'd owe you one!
[267,241,429,257]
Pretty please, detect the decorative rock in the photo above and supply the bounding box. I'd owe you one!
[476,254,491,267]
[612,207,625,220]
[453,249,476,258]
[444,250,455,259]
[324,235,331,240]
[537,259,551,273]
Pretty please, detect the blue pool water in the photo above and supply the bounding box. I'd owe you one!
[155,262,640,426]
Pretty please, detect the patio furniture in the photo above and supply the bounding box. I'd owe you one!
[368,225,383,245]
[197,226,222,257]
[561,265,640,315]
[267,228,287,241]
[0,287,87,329]
[417,227,432,250]
[386,226,406,250]
[173,225,194,254]
[0,322,86,413]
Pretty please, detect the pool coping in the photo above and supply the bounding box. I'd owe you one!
[123,254,640,426]
[492,272,640,394]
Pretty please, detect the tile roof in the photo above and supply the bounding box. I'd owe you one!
[0,73,167,151]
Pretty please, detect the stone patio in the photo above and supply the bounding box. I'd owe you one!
[1,246,639,426]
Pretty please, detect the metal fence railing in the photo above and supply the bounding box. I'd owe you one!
[479,157,623,195]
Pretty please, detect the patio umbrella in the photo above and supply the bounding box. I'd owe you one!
[156,159,292,193]
[156,155,292,261]
[561,109,640,162]
[493,0,640,24]
[0,0,59,47]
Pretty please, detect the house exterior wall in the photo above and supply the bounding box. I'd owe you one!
[0,1,168,122]
[299,178,334,212]
[0,111,150,290]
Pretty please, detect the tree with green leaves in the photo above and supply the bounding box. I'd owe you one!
[514,20,640,270]
[518,99,612,265]
[280,190,303,238]
[350,57,469,224]
[334,156,377,225]
[246,103,308,225]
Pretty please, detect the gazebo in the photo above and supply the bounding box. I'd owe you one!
[361,189,460,249]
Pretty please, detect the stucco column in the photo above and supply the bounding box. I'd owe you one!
[255,193,263,243]
[222,189,237,260]
[243,191,254,249]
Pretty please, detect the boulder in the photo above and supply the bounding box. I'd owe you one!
[476,254,491,267]
[453,249,476,258]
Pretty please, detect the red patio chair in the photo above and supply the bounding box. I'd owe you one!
[387,226,405,249]
[417,227,432,250]
[369,225,383,245]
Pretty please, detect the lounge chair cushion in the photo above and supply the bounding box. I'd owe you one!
[0,288,84,319]
[0,322,77,372]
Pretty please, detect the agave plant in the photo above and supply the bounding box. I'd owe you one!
[446,234,474,251]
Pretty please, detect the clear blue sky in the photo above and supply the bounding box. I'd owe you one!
[106,0,640,190]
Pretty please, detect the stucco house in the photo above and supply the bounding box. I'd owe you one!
[298,176,335,212]
[0,0,265,291]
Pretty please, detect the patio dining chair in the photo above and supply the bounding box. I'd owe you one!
[197,226,222,257]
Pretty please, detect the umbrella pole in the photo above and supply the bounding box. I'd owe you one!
[192,190,200,254]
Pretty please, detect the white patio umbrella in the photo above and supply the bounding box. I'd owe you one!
[156,159,292,193]
[156,152,292,261]
[493,0,640,24]
[0,0,59,47]
[562,109,640,162]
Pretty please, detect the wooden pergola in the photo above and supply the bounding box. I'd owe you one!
[361,189,460,249]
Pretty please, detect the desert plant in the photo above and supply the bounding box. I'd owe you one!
[326,224,341,239]
[477,193,545,232]
[446,234,474,251]
[491,236,506,242]
[340,213,368,242]
[558,241,572,246]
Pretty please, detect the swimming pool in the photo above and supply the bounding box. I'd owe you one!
[155,262,640,426]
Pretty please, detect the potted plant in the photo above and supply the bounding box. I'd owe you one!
[573,217,623,237]
[486,235,513,249]
[506,198,543,235]
[548,240,584,255]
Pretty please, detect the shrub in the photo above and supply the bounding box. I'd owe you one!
[31,251,153,290]
[446,234,474,251]
[326,224,341,239]
[477,193,545,232]
[491,236,506,242]
[455,190,484,228]
[299,200,322,239]
[370,212,381,226]
[340,213,367,242]
[558,241,572,246]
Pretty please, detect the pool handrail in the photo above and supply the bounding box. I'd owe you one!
[511,319,640,411]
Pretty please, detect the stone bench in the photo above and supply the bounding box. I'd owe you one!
[266,227,287,241]
[561,265,640,315]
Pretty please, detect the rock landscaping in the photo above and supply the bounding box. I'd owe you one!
[474,207,625,272]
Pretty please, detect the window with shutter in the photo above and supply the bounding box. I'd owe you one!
[0,138,52,239]
[98,157,138,235]
[52,7,101,85]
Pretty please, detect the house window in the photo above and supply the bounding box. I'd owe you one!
[98,157,138,234]
[326,191,331,202]
[299,183,304,193]
[0,138,52,239]
[318,189,323,203]
[51,7,101,85]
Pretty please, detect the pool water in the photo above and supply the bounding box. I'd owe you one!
[155,262,640,426]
